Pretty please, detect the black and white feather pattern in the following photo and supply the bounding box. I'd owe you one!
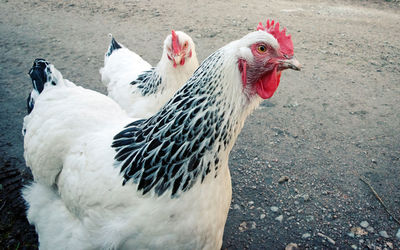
[106,36,122,57]
[112,50,237,197]
[130,68,163,96]
[22,30,296,249]
[100,31,199,118]
[26,59,57,114]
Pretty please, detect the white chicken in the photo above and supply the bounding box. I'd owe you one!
[99,30,199,118]
[23,20,301,249]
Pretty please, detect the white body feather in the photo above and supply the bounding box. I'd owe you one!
[23,31,286,249]
[99,33,198,118]
[23,65,231,249]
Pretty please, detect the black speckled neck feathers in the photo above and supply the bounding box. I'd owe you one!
[130,68,162,96]
[106,37,122,57]
[112,50,242,197]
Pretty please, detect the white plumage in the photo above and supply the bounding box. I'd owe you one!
[23,25,300,249]
[99,31,198,118]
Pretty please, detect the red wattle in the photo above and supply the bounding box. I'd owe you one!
[255,66,281,99]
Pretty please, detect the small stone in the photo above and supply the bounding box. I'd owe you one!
[294,201,299,205]
[360,221,369,228]
[302,233,311,239]
[285,243,299,250]
[239,221,247,232]
[351,245,357,249]
[305,215,314,222]
[271,206,279,212]
[371,159,377,164]
[351,227,368,236]
[251,221,256,229]
[396,228,400,240]
[195,34,202,38]
[317,232,335,245]
[233,204,240,210]
[348,232,355,238]
[366,226,374,233]
[260,214,266,219]
[386,242,393,249]
[379,231,389,238]
[302,194,310,201]
[278,176,289,183]
[275,215,283,222]
[248,201,254,205]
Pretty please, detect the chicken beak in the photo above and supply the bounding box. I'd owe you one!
[173,54,183,66]
[280,57,301,71]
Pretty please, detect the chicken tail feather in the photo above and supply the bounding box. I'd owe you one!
[27,58,60,114]
[105,34,122,57]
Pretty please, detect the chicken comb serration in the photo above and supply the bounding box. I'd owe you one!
[171,30,180,54]
[257,19,294,56]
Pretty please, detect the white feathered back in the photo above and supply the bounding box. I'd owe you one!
[100,31,198,118]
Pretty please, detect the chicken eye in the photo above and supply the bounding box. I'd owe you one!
[183,41,188,49]
[257,45,267,53]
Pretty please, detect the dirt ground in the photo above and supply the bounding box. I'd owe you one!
[1,0,399,249]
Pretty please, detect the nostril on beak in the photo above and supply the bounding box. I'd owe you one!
[280,57,301,71]
[290,58,301,71]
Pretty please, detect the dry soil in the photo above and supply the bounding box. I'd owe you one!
[0,0,399,249]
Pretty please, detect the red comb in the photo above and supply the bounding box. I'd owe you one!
[171,30,180,54]
[257,19,294,56]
